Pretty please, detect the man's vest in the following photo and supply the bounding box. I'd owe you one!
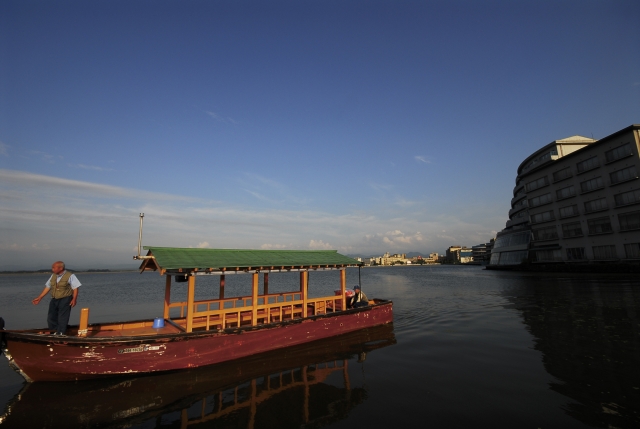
[49,271,74,299]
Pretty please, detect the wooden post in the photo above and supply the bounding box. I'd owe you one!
[263,273,269,295]
[78,308,90,337]
[163,275,171,319]
[301,271,308,318]
[252,272,259,326]
[219,275,225,299]
[186,275,195,333]
[340,269,346,311]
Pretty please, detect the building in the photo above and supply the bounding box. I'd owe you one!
[471,242,493,264]
[489,125,640,268]
[445,246,473,264]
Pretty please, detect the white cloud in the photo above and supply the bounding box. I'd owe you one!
[0,141,9,156]
[309,239,333,250]
[261,243,288,250]
[414,155,431,164]
[196,241,210,248]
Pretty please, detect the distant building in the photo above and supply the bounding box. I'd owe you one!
[489,124,640,269]
[445,246,473,264]
[472,240,494,264]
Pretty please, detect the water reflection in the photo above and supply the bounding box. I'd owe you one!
[1,324,395,429]
[504,278,640,428]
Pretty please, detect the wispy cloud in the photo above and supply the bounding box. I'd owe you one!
[29,150,62,164]
[0,169,503,269]
[206,110,240,125]
[414,155,431,164]
[75,164,115,172]
[0,141,9,156]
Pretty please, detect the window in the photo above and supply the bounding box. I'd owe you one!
[566,247,586,261]
[528,193,552,208]
[531,210,555,224]
[614,189,640,207]
[532,226,558,241]
[553,167,573,182]
[492,231,531,249]
[605,143,633,163]
[584,198,608,213]
[535,249,562,262]
[497,250,529,265]
[610,166,638,185]
[592,245,617,260]
[580,177,604,193]
[556,185,575,200]
[587,217,613,234]
[562,222,583,238]
[489,252,501,265]
[559,205,579,218]
[576,156,599,173]
[526,176,549,192]
[619,211,640,231]
[624,243,640,259]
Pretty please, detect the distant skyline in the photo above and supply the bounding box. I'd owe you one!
[1,1,639,269]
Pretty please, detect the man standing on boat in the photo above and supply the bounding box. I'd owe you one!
[349,285,369,308]
[31,261,81,336]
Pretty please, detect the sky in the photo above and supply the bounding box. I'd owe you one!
[1,0,639,270]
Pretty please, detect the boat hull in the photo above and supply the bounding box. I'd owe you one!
[3,301,393,382]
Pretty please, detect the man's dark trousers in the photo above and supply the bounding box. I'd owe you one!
[47,296,72,334]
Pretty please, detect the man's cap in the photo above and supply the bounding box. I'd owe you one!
[353,285,361,290]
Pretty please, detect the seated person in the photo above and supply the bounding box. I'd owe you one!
[348,285,369,308]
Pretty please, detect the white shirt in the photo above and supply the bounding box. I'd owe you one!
[45,271,82,290]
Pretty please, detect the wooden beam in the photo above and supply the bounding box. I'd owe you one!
[219,275,225,299]
[251,272,259,326]
[186,275,195,333]
[301,271,308,318]
[163,275,172,319]
[264,272,269,295]
[340,269,346,311]
[78,308,90,337]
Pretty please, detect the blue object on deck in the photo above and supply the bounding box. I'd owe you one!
[152,318,165,329]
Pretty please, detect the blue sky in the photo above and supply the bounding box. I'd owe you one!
[1,0,639,269]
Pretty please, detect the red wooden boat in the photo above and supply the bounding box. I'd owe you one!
[1,324,396,428]
[2,245,393,382]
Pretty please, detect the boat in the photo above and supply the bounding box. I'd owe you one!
[2,217,394,382]
[0,324,396,428]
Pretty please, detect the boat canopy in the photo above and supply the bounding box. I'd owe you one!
[139,247,363,275]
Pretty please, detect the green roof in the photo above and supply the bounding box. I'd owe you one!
[141,247,362,272]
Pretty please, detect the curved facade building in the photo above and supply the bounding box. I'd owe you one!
[489,124,640,268]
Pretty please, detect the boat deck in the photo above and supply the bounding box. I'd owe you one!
[51,301,377,339]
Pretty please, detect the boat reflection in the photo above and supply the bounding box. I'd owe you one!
[1,324,395,428]
[505,279,640,428]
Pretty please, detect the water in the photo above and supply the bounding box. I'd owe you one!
[1,266,639,428]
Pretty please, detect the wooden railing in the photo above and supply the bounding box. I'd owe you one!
[168,292,344,331]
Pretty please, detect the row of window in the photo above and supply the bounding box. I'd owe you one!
[536,243,640,262]
[527,189,640,223]
[553,143,634,182]
[527,161,637,193]
[559,189,640,213]
[531,211,640,240]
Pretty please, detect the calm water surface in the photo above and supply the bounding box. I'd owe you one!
[1,266,639,428]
